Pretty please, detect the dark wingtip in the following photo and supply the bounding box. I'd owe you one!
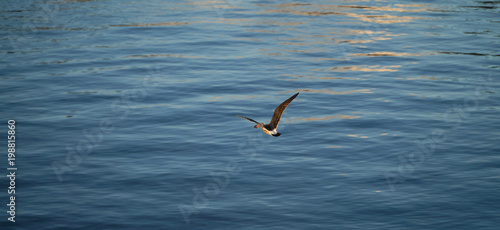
[272,133,281,137]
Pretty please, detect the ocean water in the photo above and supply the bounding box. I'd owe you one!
[0,0,499,229]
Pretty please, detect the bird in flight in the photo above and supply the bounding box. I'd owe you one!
[235,92,299,137]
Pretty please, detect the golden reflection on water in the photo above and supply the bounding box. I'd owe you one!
[204,18,255,25]
[282,74,361,81]
[111,22,192,27]
[350,52,425,57]
[256,3,428,24]
[282,89,372,95]
[314,65,401,72]
[258,21,305,26]
[345,13,424,24]
[128,54,212,59]
[117,1,432,82]
[248,29,283,34]
[347,134,369,138]
[241,2,428,65]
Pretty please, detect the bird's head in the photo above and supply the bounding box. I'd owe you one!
[254,123,264,129]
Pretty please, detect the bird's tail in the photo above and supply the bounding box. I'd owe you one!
[272,133,281,137]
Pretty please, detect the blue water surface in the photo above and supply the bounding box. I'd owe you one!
[0,0,499,229]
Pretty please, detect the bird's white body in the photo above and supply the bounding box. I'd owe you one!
[260,126,278,136]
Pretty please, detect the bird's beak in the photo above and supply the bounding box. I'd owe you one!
[254,124,260,129]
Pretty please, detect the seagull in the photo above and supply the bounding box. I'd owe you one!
[235,92,299,137]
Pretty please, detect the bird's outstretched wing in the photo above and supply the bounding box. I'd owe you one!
[269,92,299,130]
[235,115,260,125]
